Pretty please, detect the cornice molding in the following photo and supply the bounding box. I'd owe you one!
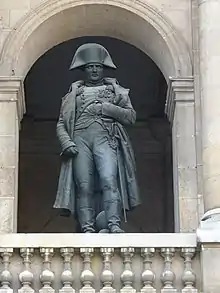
[0,76,26,122]
[165,77,194,123]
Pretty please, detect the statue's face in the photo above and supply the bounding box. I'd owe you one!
[84,63,104,82]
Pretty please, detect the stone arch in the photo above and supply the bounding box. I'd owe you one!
[0,0,192,81]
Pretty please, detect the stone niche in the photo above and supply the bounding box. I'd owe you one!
[18,36,173,233]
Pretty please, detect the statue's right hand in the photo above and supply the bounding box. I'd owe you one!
[63,146,78,157]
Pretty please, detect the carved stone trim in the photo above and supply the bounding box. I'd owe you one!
[160,248,177,292]
[39,248,55,293]
[0,0,191,79]
[19,248,34,293]
[165,77,194,123]
[0,77,26,123]
[141,248,156,293]
[181,248,197,291]
[0,248,13,293]
[120,248,136,293]
[60,248,75,293]
[100,248,115,292]
[80,248,95,293]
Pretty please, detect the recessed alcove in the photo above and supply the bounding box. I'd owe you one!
[18,36,173,233]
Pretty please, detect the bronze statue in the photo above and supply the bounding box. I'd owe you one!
[54,43,140,233]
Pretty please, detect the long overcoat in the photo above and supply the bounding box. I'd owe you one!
[53,81,141,217]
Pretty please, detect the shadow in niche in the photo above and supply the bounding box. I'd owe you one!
[18,36,174,233]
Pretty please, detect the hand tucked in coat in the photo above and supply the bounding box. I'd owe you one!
[88,101,103,115]
[63,146,79,157]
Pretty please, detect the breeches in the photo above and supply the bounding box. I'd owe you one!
[73,122,121,232]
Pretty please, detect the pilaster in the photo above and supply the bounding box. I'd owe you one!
[165,77,200,232]
[0,77,25,233]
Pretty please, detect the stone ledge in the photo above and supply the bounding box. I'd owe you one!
[0,233,197,248]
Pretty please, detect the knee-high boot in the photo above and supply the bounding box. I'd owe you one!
[77,196,96,233]
[103,199,124,233]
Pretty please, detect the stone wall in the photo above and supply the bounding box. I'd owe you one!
[0,0,192,79]
[0,0,192,53]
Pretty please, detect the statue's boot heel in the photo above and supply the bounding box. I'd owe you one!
[78,206,96,233]
[104,199,123,233]
[110,225,125,233]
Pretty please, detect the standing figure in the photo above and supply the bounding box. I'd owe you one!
[54,43,140,233]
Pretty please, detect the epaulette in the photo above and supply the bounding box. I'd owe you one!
[61,93,69,102]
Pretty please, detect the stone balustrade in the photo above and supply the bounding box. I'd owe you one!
[0,234,200,293]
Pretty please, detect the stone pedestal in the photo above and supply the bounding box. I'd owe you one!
[0,77,25,233]
[165,78,200,232]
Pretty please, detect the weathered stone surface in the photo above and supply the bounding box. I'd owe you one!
[0,0,192,79]
[179,197,199,232]
[0,103,16,135]
[0,136,16,166]
[0,198,14,233]
[9,9,29,27]
[0,0,29,10]
[0,167,15,197]
[200,246,220,293]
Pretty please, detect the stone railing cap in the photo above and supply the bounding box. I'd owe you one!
[0,233,197,248]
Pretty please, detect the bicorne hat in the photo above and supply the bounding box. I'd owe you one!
[69,43,116,70]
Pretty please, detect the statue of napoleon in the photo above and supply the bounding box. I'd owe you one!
[53,43,140,233]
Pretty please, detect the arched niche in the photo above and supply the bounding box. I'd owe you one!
[18,36,173,233]
[0,0,192,81]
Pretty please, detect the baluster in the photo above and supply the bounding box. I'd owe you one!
[141,248,156,293]
[120,248,136,293]
[80,248,95,293]
[19,248,34,293]
[39,248,55,293]
[0,248,13,293]
[181,248,197,293]
[160,248,177,293]
[60,248,75,293]
[100,248,115,293]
